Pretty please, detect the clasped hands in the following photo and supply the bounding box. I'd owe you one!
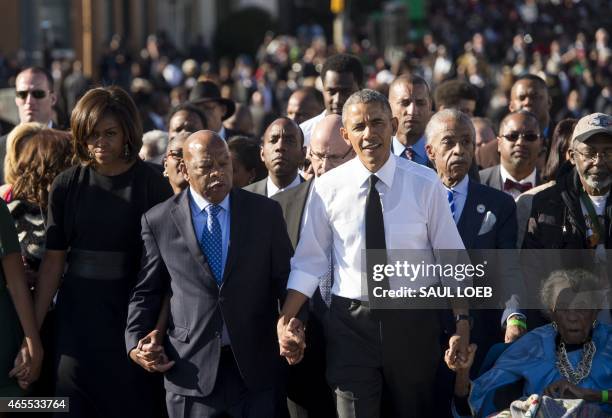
[276,317,306,365]
[9,338,43,390]
[129,330,175,373]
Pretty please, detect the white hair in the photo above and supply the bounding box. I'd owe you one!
[425,109,475,144]
[142,130,169,151]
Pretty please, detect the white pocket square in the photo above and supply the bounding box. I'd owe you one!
[477,211,497,235]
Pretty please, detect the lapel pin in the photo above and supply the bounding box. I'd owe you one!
[477,204,486,214]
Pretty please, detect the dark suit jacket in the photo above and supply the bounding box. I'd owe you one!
[479,164,541,193]
[126,188,293,397]
[456,180,521,327]
[0,134,7,184]
[457,180,517,249]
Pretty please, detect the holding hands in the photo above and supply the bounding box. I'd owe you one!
[9,337,43,390]
[277,316,306,365]
[130,329,175,373]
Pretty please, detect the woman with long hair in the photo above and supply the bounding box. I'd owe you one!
[34,86,172,417]
[4,129,74,403]
[0,198,43,400]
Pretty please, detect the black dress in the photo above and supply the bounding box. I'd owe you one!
[46,160,172,418]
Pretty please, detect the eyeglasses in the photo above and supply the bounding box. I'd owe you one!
[500,132,540,142]
[166,150,183,160]
[573,148,612,162]
[309,146,353,163]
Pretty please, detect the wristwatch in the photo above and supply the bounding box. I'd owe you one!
[454,314,473,329]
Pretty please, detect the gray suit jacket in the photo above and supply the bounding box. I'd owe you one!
[126,188,293,397]
[243,175,305,200]
[271,179,312,248]
[243,177,267,196]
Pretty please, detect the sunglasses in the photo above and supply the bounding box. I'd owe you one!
[500,132,540,142]
[16,90,49,100]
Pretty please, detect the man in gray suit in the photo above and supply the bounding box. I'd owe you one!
[244,117,305,197]
[479,110,543,200]
[126,130,295,418]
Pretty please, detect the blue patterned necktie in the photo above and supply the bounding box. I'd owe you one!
[447,189,457,223]
[200,204,223,285]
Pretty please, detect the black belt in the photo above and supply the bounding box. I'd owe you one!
[66,249,132,280]
[331,294,370,308]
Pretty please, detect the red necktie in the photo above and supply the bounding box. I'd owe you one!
[503,178,533,193]
[403,147,415,160]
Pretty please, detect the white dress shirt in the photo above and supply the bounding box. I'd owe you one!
[499,165,537,200]
[445,175,470,223]
[267,175,301,197]
[299,110,326,147]
[287,154,465,301]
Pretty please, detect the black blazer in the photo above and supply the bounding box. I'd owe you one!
[456,180,520,325]
[456,180,518,249]
[0,134,7,184]
[479,164,541,193]
[125,188,293,397]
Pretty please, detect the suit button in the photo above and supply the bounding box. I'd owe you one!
[215,331,220,338]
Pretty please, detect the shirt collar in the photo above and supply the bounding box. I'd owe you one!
[189,186,230,213]
[267,174,301,196]
[354,153,396,189]
[499,164,537,185]
[446,174,469,196]
[392,135,426,158]
[218,125,227,139]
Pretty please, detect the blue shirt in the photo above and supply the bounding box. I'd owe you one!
[188,187,231,280]
[189,187,232,346]
[392,135,430,166]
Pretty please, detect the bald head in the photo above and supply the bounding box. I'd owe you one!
[287,88,323,125]
[309,114,354,177]
[182,130,232,203]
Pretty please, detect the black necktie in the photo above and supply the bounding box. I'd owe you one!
[365,175,388,304]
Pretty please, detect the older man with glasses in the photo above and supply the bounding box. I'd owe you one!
[0,67,59,183]
[480,110,544,199]
[524,113,612,250]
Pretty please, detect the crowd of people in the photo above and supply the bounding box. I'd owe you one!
[0,2,611,418]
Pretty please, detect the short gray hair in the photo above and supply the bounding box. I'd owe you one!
[540,269,604,314]
[425,109,475,145]
[142,129,169,150]
[342,89,392,126]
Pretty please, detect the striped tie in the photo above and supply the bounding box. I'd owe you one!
[447,189,457,222]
